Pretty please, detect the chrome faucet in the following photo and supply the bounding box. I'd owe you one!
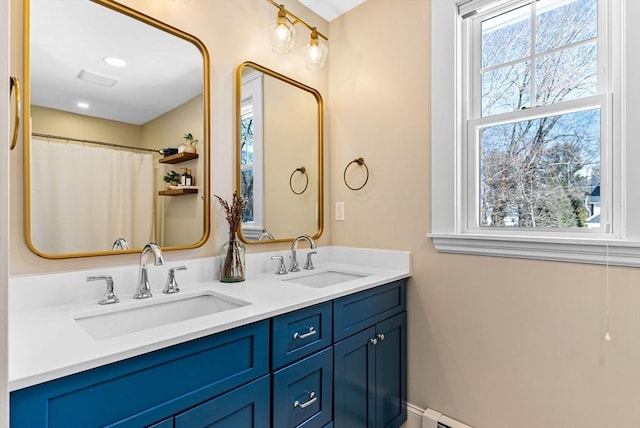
[111,237,129,250]
[290,235,316,272]
[258,232,275,241]
[134,243,164,299]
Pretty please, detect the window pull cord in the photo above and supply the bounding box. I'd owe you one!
[604,223,612,342]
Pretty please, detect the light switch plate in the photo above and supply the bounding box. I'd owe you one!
[335,202,345,221]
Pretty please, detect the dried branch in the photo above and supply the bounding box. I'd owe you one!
[214,192,248,235]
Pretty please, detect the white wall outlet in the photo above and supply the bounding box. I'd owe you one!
[335,202,345,221]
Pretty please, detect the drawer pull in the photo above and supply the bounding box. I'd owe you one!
[377,333,385,341]
[293,326,316,340]
[293,391,317,409]
[369,337,378,345]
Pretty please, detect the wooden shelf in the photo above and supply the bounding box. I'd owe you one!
[158,188,198,196]
[159,152,198,164]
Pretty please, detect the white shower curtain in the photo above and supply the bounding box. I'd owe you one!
[30,139,154,254]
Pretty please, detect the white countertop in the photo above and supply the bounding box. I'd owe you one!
[9,247,411,391]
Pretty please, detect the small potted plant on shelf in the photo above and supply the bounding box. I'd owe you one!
[163,170,181,188]
[179,132,199,154]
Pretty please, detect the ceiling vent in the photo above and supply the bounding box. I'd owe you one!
[77,69,118,87]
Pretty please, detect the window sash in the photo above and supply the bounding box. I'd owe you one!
[470,0,606,119]
[465,95,611,236]
[462,0,611,238]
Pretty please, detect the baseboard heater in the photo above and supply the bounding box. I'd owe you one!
[422,408,474,428]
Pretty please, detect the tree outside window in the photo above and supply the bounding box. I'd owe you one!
[473,0,602,229]
[240,110,255,223]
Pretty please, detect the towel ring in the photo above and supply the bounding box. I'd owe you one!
[9,76,20,151]
[343,157,369,191]
[289,166,309,195]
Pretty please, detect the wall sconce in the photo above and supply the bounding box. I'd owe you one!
[270,4,296,53]
[266,0,329,70]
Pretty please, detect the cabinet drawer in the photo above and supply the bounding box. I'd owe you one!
[10,321,269,428]
[272,302,332,370]
[273,347,333,428]
[333,280,406,342]
[174,374,270,428]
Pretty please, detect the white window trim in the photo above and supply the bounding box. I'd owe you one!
[428,0,640,267]
[241,71,265,241]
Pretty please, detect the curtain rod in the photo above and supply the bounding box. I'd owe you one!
[32,132,163,154]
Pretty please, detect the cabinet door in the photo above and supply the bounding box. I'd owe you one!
[374,312,406,428]
[334,313,407,428]
[174,374,270,428]
[333,327,375,428]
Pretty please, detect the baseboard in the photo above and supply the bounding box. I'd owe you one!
[402,402,425,428]
[402,403,473,428]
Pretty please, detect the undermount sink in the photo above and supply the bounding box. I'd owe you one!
[75,292,250,340]
[283,269,368,288]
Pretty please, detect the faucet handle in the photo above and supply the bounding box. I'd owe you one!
[289,252,300,272]
[271,256,288,275]
[163,266,187,294]
[303,251,317,270]
[87,275,119,305]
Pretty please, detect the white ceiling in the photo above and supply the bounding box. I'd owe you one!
[30,0,202,125]
[299,0,367,21]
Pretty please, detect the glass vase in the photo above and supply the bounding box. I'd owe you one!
[220,232,246,282]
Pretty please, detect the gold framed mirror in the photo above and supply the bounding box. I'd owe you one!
[235,61,324,244]
[24,0,210,258]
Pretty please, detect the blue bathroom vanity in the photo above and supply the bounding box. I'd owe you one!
[9,256,408,428]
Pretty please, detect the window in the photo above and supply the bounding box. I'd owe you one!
[240,105,255,222]
[467,0,605,233]
[240,71,265,240]
[429,0,640,266]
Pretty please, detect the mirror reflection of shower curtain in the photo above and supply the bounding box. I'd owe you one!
[30,139,154,254]
[154,163,165,246]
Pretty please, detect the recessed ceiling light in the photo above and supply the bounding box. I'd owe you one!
[77,102,90,109]
[103,57,127,67]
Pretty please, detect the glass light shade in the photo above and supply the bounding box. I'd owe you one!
[269,17,296,54]
[305,38,328,70]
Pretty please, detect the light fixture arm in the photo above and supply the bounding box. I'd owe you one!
[265,0,328,41]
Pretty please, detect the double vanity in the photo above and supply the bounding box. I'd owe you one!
[8,247,410,428]
[15,1,406,426]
